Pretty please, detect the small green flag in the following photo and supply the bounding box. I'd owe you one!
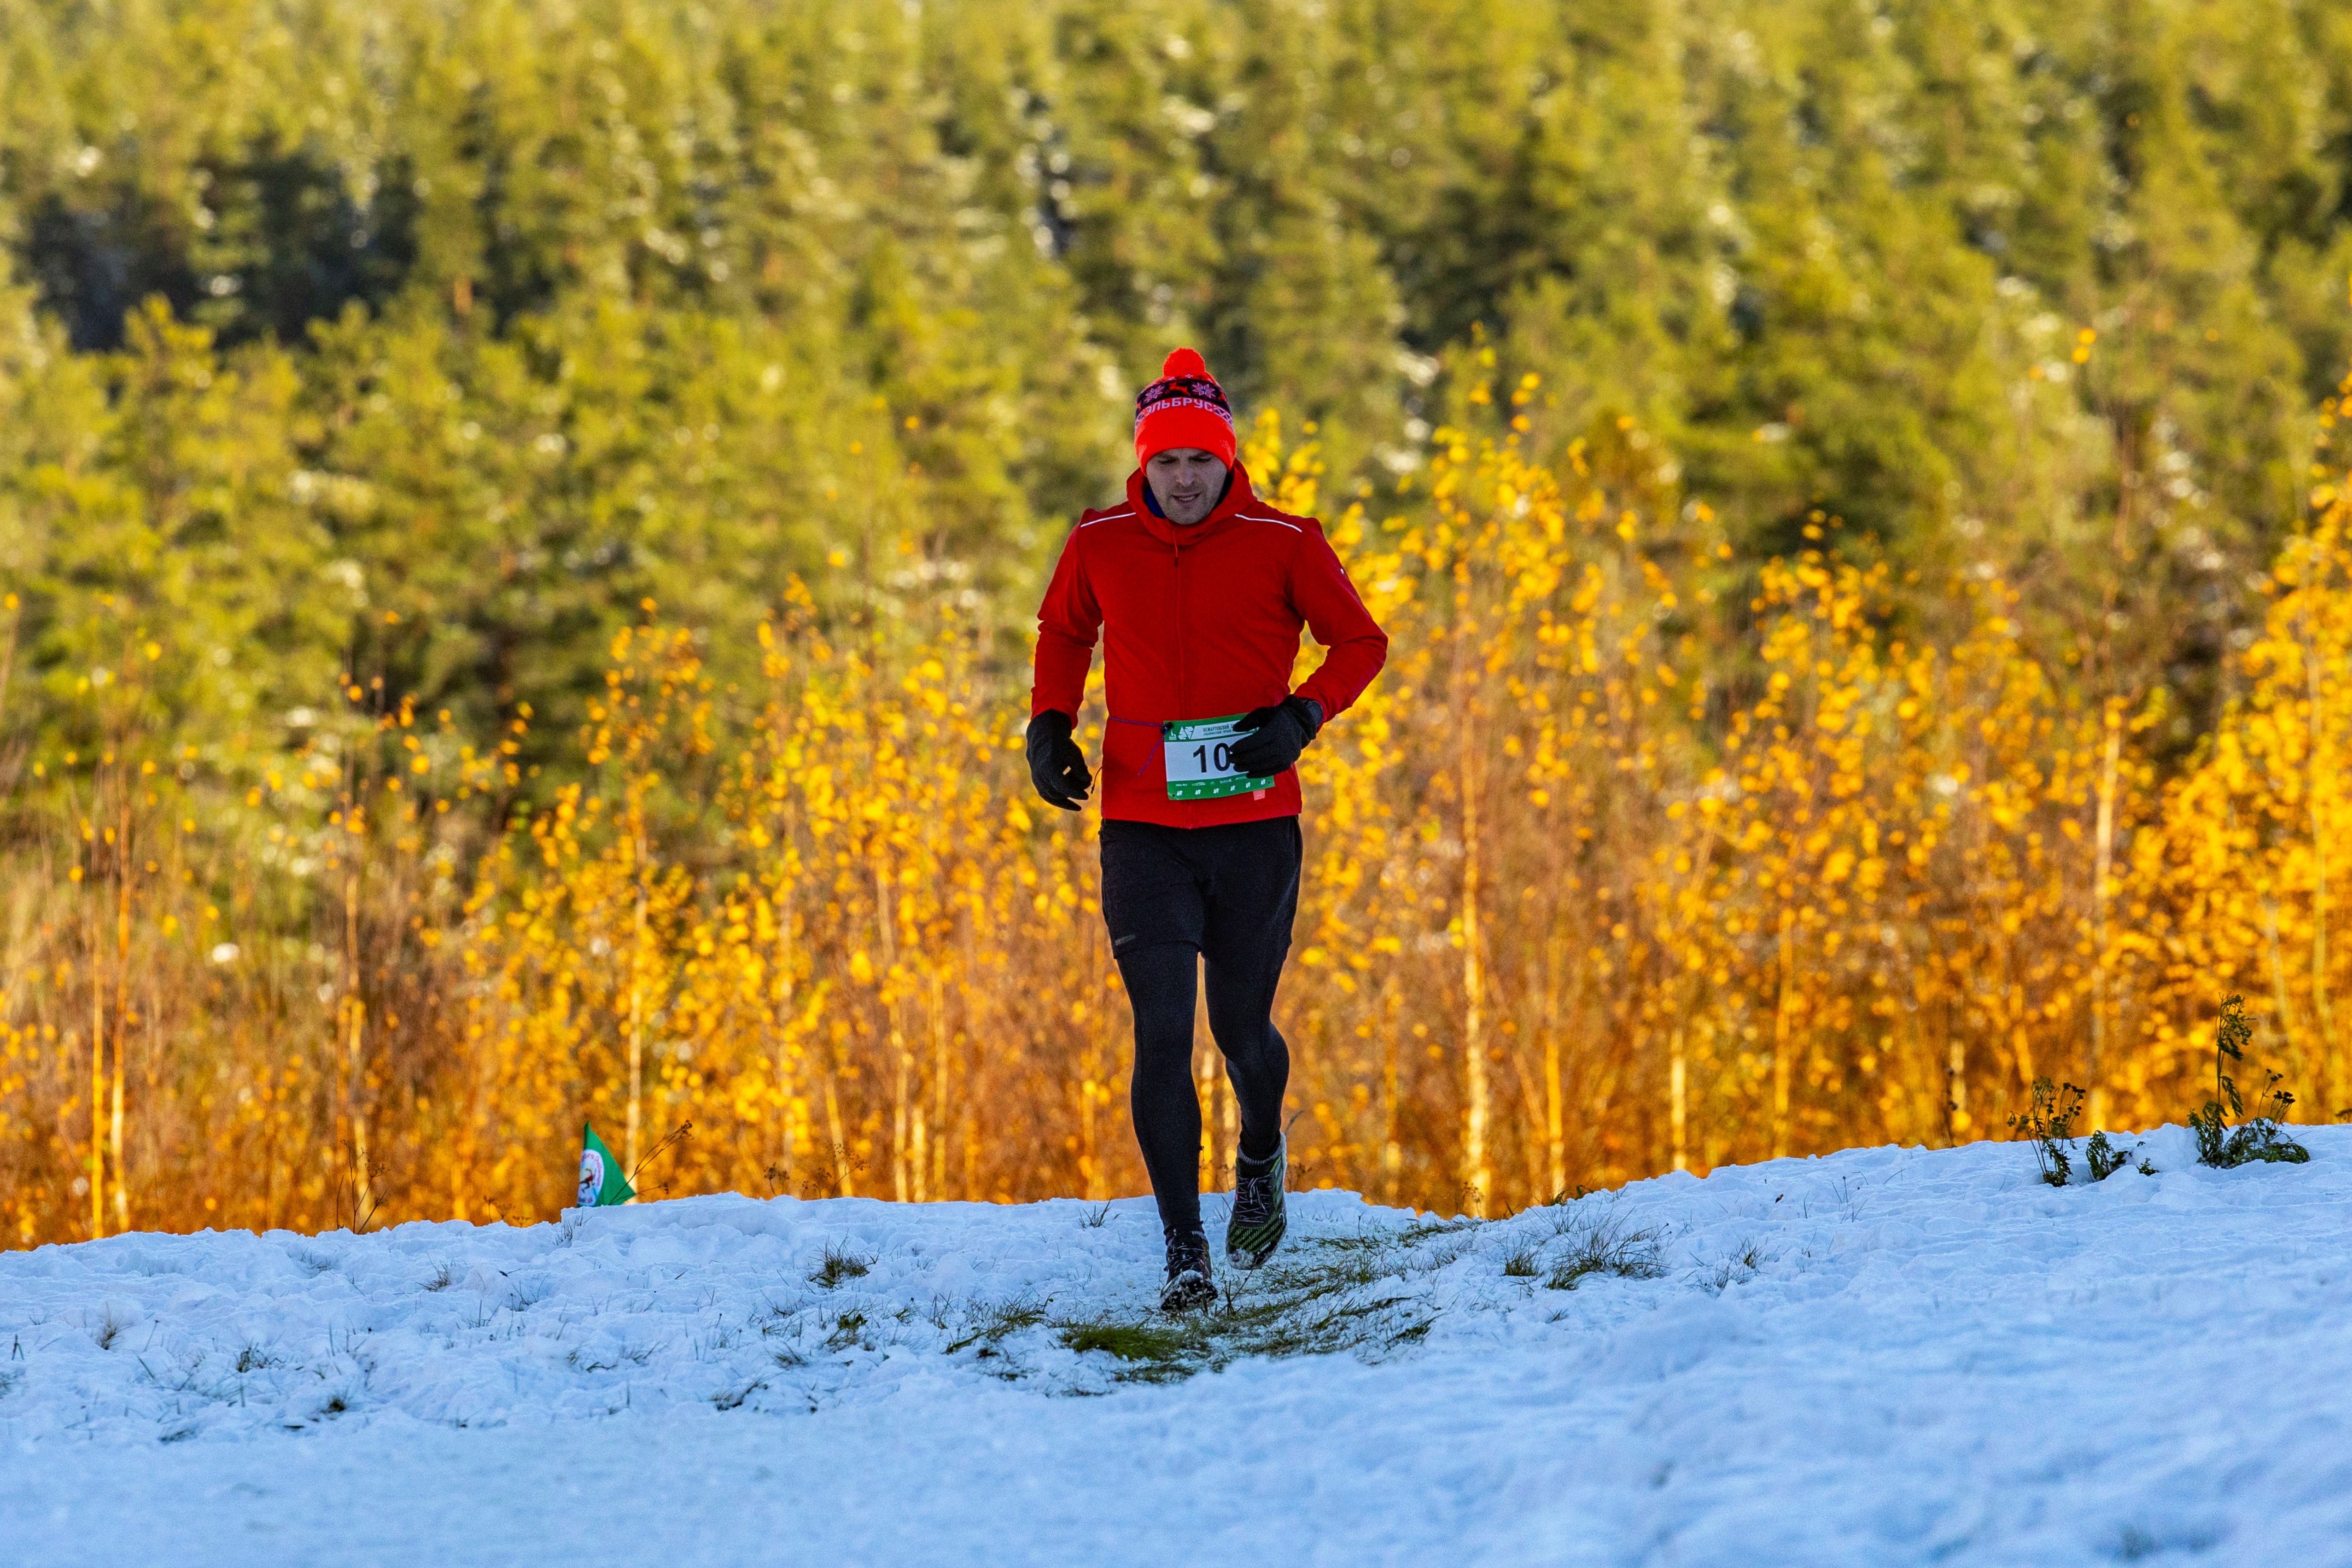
[577,1122,636,1208]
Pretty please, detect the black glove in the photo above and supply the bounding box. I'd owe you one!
[1229,695,1323,777]
[1025,710,1092,810]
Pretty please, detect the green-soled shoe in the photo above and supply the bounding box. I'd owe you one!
[1225,1137,1287,1269]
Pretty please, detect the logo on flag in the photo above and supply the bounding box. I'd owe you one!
[577,1148,606,1208]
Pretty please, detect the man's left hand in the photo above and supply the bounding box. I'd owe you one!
[1230,695,1323,776]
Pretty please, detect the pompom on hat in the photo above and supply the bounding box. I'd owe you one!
[1133,348,1237,468]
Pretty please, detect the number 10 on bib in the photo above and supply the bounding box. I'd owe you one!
[1162,715,1277,800]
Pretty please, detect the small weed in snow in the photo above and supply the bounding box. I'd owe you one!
[1700,1238,1776,1293]
[2012,1078,2159,1186]
[944,1294,1049,1356]
[2011,1078,2087,1188]
[2192,996,2309,1170]
[824,1311,869,1351]
[2009,997,2316,1188]
[1543,1209,1666,1291]
[710,1378,765,1411]
[2084,1131,2154,1181]
[811,1244,872,1289]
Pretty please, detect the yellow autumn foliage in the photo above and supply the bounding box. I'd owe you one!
[6,386,2352,1243]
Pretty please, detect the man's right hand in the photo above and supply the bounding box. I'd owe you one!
[1025,711,1093,810]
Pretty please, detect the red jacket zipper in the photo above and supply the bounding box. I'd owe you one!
[1172,539,1185,725]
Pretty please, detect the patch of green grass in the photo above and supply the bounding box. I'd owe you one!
[1052,1227,1456,1384]
[945,1293,1050,1355]
[1501,1243,1540,1278]
[1313,1226,1407,1252]
[1060,1322,1191,1362]
[1543,1208,1667,1291]
[810,1243,872,1288]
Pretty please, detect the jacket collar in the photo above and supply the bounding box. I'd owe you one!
[1125,464,1260,548]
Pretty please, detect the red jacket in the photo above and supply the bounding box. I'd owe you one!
[1031,465,1389,827]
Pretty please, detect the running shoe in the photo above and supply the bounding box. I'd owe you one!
[1226,1137,1288,1269]
[1160,1225,1215,1312]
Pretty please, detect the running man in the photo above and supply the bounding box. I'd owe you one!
[1025,349,1389,1311]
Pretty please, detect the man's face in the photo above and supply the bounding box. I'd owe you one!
[1146,448,1229,526]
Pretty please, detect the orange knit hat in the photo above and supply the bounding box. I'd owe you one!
[1132,348,1237,467]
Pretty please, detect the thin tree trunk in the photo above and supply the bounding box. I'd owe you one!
[141,962,161,1224]
[1379,980,1401,1206]
[1667,827,1716,1175]
[2263,897,2305,1100]
[772,870,797,1192]
[1461,746,1488,1217]
[1079,1061,1101,1202]
[1540,931,1566,1200]
[108,785,131,1231]
[875,860,912,1204]
[1670,1026,1689,1173]
[344,860,371,1228]
[928,968,948,1202]
[2307,634,2338,1115]
[823,1058,851,1197]
[961,1051,979,1202]
[107,1045,125,1230]
[0,595,18,735]
[627,827,648,1184]
[1077,930,1101,1204]
[894,1043,913,1204]
[957,911,982,1200]
[2089,708,2120,1130]
[1773,907,1796,1158]
[1542,1031,1564,1200]
[1196,975,1216,1192]
[89,869,105,1241]
[1946,997,1967,1144]
[1218,1060,1237,1193]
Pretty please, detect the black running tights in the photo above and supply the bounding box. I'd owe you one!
[1102,816,1300,1236]
[1118,942,1290,1235]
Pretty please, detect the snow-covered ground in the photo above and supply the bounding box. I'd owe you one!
[5,1124,2349,1566]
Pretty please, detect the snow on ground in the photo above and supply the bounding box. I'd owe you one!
[5,1124,2351,1566]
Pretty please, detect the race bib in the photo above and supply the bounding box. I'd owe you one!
[1163,715,1276,800]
